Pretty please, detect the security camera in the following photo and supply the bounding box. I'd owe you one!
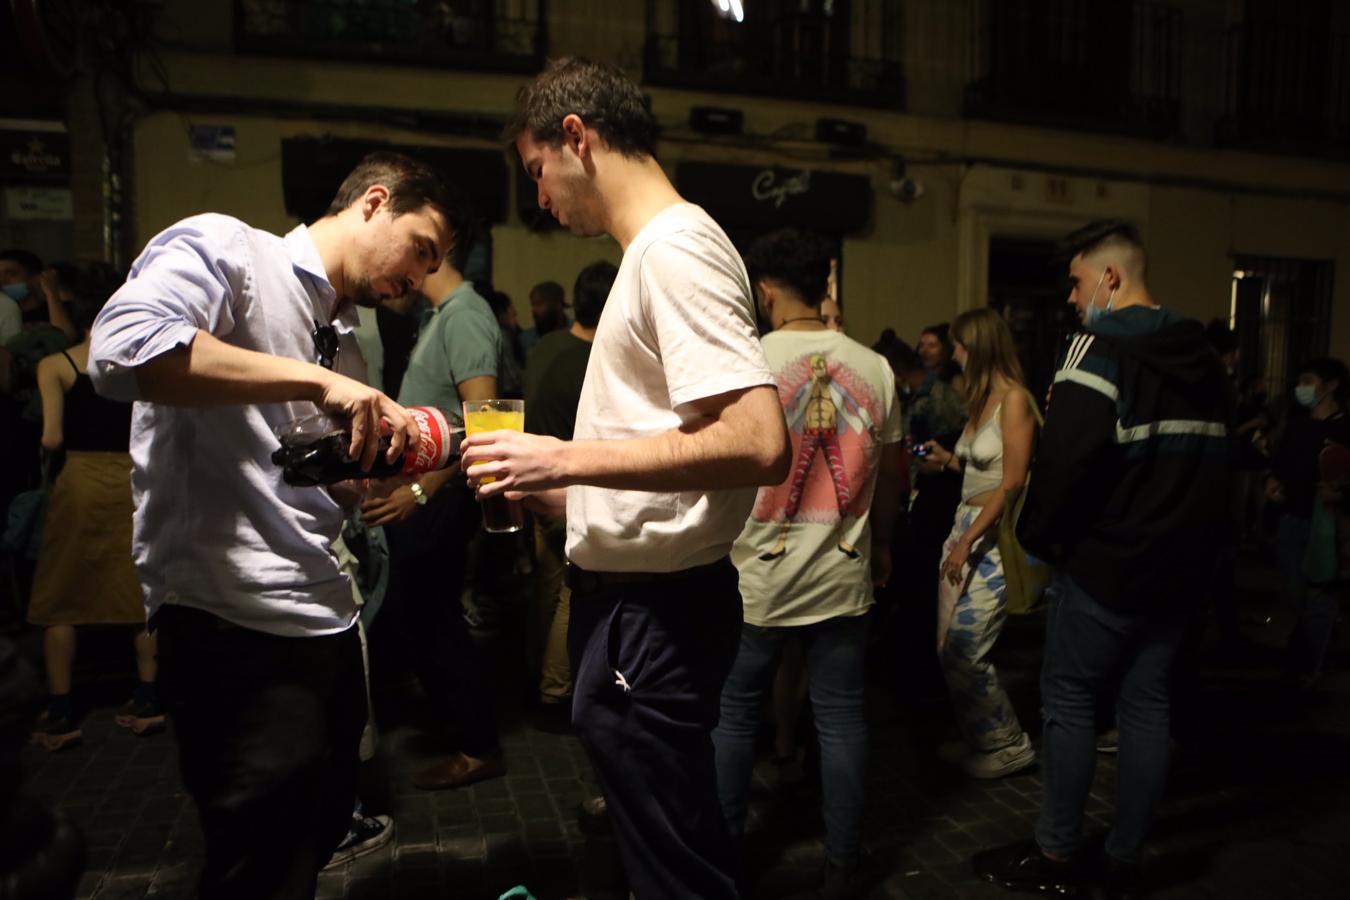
[888,177,925,203]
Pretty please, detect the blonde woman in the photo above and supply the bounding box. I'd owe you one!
[921,307,1038,779]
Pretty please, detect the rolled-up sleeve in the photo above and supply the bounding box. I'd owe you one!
[89,217,243,401]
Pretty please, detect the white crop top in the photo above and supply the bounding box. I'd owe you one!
[954,401,1004,502]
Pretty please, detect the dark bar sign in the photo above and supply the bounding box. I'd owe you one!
[0,122,70,182]
[675,162,871,233]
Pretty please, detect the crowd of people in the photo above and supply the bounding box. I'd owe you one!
[0,56,1346,900]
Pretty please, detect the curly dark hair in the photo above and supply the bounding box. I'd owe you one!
[504,57,658,160]
[742,228,833,307]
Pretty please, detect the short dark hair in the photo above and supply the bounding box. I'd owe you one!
[572,261,617,329]
[0,248,42,276]
[530,280,566,308]
[505,57,659,159]
[873,328,922,375]
[1058,219,1147,277]
[742,228,832,307]
[324,151,466,234]
[1298,356,1350,405]
[921,323,951,346]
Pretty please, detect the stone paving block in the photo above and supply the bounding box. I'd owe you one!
[91,874,152,899]
[441,834,487,861]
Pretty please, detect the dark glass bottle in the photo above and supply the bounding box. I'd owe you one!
[271,406,459,487]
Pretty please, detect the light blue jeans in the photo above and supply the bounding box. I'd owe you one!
[712,613,869,866]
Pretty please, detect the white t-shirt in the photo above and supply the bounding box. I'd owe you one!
[566,203,774,573]
[733,330,902,627]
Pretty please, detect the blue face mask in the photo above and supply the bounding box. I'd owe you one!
[1,282,29,302]
[1082,268,1114,329]
[1295,385,1319,408]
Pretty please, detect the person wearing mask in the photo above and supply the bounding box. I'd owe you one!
[469,57,790,899]
[1266,357,1350,688]
[88,151,454,899]
[973,220,1230,897]
[0,249,43,341]
[919,308,1038,778]
[27,264,162,752]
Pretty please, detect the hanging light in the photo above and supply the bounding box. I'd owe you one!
[712,0,744,23]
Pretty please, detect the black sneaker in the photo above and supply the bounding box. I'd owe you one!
[972,838,1090,895]
[325,812,393,868]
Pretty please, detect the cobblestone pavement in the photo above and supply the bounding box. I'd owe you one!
[18,556,1350,899]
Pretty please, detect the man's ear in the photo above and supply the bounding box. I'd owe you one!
[362,184,391,220]
[562,114,588,158]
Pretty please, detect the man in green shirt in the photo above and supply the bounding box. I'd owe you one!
[361,227,506,790]
[524,260,616,729]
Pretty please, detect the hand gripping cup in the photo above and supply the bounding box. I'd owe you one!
[272,406,460,487]
[462,399,525,533]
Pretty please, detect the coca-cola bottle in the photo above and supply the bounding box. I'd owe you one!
[271,406,461,487]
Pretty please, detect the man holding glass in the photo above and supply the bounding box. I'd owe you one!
[359,214,508,792]
[464,58,791,899]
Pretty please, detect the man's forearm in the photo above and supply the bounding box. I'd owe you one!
[133,329,331,407]
[558,402,788,492]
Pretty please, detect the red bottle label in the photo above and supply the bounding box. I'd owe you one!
[402,406,454,474]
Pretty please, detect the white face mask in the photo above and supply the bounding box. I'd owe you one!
[1082,268,1115,328]
[1295,384,1319,408]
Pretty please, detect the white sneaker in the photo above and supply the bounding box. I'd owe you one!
[937,738,973,764]
[961,733,1036,779]
[325,813,394,868]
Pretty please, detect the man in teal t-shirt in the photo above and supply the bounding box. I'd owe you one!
[360,233,507,794]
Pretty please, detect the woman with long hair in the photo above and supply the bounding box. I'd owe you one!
[921,307,1038,778]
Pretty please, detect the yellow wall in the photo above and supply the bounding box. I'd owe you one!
[126,48,1350,354]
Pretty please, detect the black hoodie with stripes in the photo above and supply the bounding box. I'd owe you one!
[1017,306,1233,613]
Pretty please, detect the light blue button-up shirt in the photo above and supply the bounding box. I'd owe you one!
[89,213,364,637]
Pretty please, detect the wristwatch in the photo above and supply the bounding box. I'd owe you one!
[409,481,428,506]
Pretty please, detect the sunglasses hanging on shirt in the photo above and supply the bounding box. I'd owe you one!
[312,320,339,370]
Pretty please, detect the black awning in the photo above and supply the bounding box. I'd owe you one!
[675,162,872,234]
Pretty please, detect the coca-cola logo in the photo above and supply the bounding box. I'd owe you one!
[408,407,437,471]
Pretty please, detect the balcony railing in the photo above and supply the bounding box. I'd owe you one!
[234,0,545,74]
[643,0,905,110]
[964,0,1182,140]
[1217,23,1350,157]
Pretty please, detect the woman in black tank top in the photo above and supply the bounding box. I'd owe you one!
[27,267,163,751]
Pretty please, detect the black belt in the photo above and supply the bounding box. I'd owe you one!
[564,557,732,595]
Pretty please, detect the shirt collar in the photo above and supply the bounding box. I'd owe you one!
[284,224,341,324]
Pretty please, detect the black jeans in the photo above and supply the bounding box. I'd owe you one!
[568,560,743,900]
[378,482,500,757]
[154,604,365,900]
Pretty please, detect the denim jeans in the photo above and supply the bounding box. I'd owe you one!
[712,613,869,867]
[1035,574,1189,864]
